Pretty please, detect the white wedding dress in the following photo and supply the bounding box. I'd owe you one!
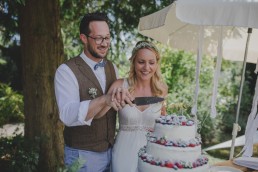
[111,79,162,172]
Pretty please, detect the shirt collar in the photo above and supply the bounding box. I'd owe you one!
[80,52,104,70]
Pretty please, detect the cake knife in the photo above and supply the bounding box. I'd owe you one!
[132,96,164,106]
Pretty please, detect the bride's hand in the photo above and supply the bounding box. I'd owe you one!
[105,93,122,111]
[112,87,134,107]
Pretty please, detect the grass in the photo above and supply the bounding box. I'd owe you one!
[205,144,258,166]
[207,153,226,165]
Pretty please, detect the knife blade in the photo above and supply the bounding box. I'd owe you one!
[132,96,164,106]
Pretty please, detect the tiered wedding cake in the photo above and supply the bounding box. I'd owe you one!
[138,114,209,172]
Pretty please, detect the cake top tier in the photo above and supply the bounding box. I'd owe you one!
[156,114,195,126]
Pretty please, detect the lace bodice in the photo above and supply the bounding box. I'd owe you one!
[118,103,162,131]
[118,79,162,131]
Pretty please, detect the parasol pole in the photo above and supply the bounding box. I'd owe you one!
[229,28,253,160]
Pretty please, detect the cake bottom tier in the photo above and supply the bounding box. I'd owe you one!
[138,158,210,172]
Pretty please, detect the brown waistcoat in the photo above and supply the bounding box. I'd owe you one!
[63,56,117,152]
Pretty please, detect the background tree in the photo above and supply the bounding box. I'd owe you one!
[19,0,64,171]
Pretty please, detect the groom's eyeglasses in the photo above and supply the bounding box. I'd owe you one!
[85,34,111,45]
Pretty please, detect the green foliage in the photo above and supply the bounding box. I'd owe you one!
[0,83,24,126]
[160,48,214,143]
[165,102,191,115]
[0,58,6,64]
[0,44,22,91]
[0,1,19,43]
[58,158,86,172]
[0,133,84,172]
[15,0,25,6]
[0,135,39,172]
[214,61,252,141]
[159,46,249,145]
[59,0,172,62]
[0,1,23,91]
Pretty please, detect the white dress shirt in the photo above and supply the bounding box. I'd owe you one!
[54,52,118,126]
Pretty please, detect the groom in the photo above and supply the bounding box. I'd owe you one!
[54,12,133,171]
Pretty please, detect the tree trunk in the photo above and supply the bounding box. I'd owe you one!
[19,0,64,171]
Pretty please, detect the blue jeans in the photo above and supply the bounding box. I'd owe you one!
[64,146,112,172]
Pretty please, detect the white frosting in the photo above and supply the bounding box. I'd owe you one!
[138,158,210,172]
[153,123,196,140]
[138,115,209,172]
[146,142,201,162]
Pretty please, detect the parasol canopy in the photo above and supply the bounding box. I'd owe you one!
[138,0,258,159]
[138,1,258,63]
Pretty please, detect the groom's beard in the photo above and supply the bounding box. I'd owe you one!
[87,43,108,59]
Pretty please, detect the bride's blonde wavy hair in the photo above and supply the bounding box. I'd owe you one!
[127,41,166,96]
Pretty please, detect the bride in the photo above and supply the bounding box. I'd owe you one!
[110,41,168,172]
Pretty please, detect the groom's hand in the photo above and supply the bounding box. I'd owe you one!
[112,87,134,108]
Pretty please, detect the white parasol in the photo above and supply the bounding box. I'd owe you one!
[138,2,258,63]
[138,0,258,159]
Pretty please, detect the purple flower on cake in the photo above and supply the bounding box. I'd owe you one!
[165,115,171,121]
[185,162,193,168]
[171,114,177,119]
[186,119,195,126]
[160,160,166,167]
[146,155,153,162]
[149,137,157,142]
[166,140,174,146]
[157,137,167,145]
[179,140,188,147]
[156,114,196,126]
[178,115,186,121]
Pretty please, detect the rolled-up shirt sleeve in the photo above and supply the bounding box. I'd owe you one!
[54,64,93,126]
